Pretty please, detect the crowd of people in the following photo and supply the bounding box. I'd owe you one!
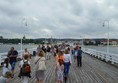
[0,44,83,83]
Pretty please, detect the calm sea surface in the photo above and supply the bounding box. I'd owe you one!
[0,44,118,54]
[0,44,38,53]
[84,46,118,54]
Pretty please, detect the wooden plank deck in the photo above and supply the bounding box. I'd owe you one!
[0,53,118,83]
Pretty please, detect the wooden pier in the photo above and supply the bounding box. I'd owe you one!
[0,53,118,83]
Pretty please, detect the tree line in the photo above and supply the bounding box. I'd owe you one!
[0,39,44,44]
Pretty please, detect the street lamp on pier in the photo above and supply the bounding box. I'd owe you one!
[103,20,110,57]
[21,35,26,51]
[21,18,27,52]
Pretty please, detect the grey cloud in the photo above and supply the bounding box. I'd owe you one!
[0,1,23,17]
[0,0,118,39]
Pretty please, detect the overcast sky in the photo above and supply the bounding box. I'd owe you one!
[0,0,118,39]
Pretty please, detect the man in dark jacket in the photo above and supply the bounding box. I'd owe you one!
[77,47,82,67]
[7,47,18,77]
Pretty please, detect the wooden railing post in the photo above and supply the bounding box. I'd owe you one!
[0,53,1,66]
[82,47,118,64]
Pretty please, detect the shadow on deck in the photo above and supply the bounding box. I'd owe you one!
[0,53,118,83]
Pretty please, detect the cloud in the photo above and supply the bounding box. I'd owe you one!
[0,0,118,39]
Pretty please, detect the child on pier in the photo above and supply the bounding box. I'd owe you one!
[1,58,12,76]
[0,71,12,83]
[18,55,31,83]
[56,59,64,83]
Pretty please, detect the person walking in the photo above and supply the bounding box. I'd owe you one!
[18,55,31,83]
[46,45,51,60]
[22,48,31,60]
[63,49,72,82]
[42,45,47,58]
[73,48,77,62]
[55,51,64,81]
[56,51,64,65]
[56,59,64,83]
[54,47,57,57]
[77,47,83,67]
[36,45,42,55]
[34,50,46,83]
[7,47,18,78]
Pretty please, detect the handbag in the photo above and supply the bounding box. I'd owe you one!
[69,61,71,66]
[38,60,46,71]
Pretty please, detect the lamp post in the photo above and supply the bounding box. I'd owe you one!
[21,38,23,52]
[21,18,27,52]
[103,20,110,57]
[21,35,26,52]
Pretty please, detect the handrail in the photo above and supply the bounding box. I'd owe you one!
[82,48,118,64]
[0,48,37,66]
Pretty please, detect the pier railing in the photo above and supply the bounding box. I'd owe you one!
[82,48,118,64]
[0,48,36,66]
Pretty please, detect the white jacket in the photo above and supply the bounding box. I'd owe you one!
[64,54,72,63]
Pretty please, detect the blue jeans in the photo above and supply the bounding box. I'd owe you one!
[64,62,70,77]
[10,61,16,70]
[77,56,82,67]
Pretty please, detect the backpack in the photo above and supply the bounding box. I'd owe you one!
[21,60,31,74]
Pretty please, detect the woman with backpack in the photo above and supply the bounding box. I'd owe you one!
[19,55,31,83]
[34,50,46,83]
[1,58,11,76]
